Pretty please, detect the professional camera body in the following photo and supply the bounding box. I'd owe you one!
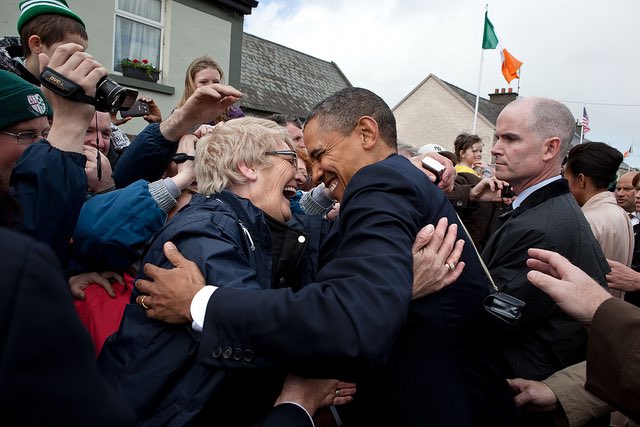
[40,67,137,113]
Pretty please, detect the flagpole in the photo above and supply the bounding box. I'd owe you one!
[472,4,489,134]
[579,106,584,144]
[472,50,484,134]
[516,66,521,94]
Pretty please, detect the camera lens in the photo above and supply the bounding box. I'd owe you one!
[95,76,127,113]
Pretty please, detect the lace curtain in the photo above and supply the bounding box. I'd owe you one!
[114,0,162,71]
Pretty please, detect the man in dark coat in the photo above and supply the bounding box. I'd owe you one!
[137,87,522,426]
[477,97,610,425]
[0,228,135,426]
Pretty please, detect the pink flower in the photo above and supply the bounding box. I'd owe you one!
[142,59,148,64]
[133,59,139,64]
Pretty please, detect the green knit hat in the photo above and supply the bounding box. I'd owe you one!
[17,0,85,32]
[0,70,52,131]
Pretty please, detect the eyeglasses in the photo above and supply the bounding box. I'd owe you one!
[1,129,50,144]
[265,150,297,167]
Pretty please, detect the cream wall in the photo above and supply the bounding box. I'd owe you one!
[0,0,235,135]
[394,78,494,165]
[166,1,232,94]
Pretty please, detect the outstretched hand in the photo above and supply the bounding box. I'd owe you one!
[141,97,162,123]
[507,378,559,412]
[135,242,206,323]
[526,248,611,325]
[410,153,456,193]
[160,85,242,141]
[606,258,640,292]
[412,217,465,299]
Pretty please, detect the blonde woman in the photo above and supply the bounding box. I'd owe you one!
[99,118,315,426]
[175,55,244,123]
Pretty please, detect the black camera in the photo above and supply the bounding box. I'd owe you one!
[501,185,514,199]
[40,67,137,113]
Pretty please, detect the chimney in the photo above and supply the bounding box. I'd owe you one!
[489,88,519,106]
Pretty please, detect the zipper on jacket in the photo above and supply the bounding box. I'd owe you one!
[237,220,255,251]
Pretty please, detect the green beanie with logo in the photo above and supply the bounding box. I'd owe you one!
[0,70,52,131]
[17,0,85,33]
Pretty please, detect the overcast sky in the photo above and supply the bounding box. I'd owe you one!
[245,0,640,167]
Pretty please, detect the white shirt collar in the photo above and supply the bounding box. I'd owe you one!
[512,176,562,210]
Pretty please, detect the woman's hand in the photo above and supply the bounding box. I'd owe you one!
[412,217,465,299]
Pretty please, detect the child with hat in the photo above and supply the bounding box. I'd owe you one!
[0,0,87,85]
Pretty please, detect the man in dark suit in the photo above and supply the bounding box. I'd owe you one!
[138,87,522,426]
[479,97,609,383]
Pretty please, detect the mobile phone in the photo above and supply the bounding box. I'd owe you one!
[501,185,514,198]
[421,156,445,184]
[119,99,149,118]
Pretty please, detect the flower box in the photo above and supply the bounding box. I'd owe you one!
[121,65,160,83]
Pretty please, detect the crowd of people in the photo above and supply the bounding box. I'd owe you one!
[1,1,639,426]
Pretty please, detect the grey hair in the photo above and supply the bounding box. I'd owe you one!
[526,97,575,159]
[397,142,418,157]
[195,117,293,195]
[306,87,397,149]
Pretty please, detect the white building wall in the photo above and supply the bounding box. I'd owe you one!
[394,78,494,165]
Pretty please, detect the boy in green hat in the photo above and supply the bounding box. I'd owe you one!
[0,0,87,85]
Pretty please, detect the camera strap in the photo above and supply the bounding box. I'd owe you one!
[40,67,97,106]
[454,212,526,324]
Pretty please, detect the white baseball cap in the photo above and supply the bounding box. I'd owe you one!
[418,144,445,155]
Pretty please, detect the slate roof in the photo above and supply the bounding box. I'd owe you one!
[240,33,352,118]
[393,74,507,129]
[442,80,506,125]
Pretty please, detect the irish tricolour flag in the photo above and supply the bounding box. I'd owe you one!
[482,12,523,83]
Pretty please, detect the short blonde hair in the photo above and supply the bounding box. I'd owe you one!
[195,117,293,195]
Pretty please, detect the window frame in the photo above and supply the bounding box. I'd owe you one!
[112,0,165,77]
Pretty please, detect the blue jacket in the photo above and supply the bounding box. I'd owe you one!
[72,179,167,272]
[9,141,87,262]
[113,123,177,189]
[98,190,324,426]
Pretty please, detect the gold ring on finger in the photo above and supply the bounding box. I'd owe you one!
[140,295,150,310]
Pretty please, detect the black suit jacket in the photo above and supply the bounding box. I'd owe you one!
[197,155,522,426]
[482,179,609,380]
[624,223,640,307]
[0,227,134,426]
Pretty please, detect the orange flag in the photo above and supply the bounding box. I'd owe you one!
[501,48,523,83]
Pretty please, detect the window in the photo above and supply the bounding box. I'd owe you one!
[114,0,163,75]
